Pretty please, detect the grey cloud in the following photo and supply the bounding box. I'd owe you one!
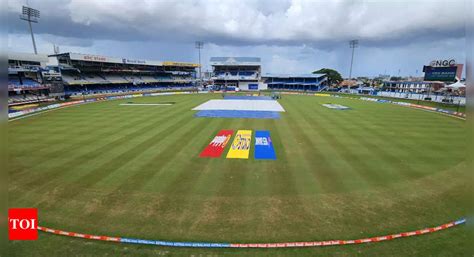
[7,0,466,48]
[7,0,467,77]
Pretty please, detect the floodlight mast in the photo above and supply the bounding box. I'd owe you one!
[349,39,359,79]
[20,6,40,54]
[195,41,204,84]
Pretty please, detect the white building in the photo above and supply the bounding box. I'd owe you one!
[210,57,265,90]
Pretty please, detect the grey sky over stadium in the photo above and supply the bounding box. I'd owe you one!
[8,0,468,77]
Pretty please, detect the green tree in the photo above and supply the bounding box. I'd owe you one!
[312,68,343,86]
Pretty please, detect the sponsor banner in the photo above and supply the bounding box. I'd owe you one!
[423,65,458,81]
[394,101,411,106]
[59,100,84,107]
[8,111,25,118]
[8,101,83,118]
[409,104,437,111]
[162,61,199,67]
[47,104,61,109]
[248,84,259,90]
[199,130,234,158]
[226,130,252,159]
[254,131,276,160]
[10,104,39,110]
[315,93,330,97]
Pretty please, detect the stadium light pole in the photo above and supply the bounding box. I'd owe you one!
[349,39,359,79]
[20,5,40,54]
[195,41,204,84]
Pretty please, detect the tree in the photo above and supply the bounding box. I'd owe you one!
[312,68,343,86]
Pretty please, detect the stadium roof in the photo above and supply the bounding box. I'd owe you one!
[446,80,465,89]
[262,73,326,78]
[9,52,49,63]
[49,52,198,67]
[210,57,261,66]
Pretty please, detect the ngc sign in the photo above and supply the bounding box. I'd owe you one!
[429,59,456,67]
[424,59,461,81]
[83,55,107,62]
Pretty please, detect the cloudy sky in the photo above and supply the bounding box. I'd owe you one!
[7,0,469,77]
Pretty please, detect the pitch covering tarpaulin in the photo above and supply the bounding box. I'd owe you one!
[192,100,285,112]
[195,110,280,119]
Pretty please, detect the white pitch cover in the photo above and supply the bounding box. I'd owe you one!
[192,100,285,112]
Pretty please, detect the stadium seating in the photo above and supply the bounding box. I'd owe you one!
[238,71,255,76]
[8,93,51,105]
[141,75,160,83]
[60,70,194,90]
[8,78,22,87]
[8,78,41,88]
[102,75,129,84]
[213,71,257,80]
[155,75,174,81]
[61,74,90,85]
[64,83,195,96]
[84,74,109,84]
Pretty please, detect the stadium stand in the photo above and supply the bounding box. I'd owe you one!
[8,52,58,105]
[262,74,328,91]
[48,53,198,97]
[210,57,262,90]
[60,73,90,85]
[8,93,51,105]
[141,75,160,83]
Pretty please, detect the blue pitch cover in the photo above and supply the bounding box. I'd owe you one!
[195,110,280,119]
[254,130,276,160]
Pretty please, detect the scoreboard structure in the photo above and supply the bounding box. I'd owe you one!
[423,59,463,82]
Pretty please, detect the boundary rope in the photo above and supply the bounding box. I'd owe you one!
[38,218,466,248]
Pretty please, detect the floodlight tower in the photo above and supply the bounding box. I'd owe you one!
[20,5,40,54]
[349,39,359,79]
[195,41,204,83]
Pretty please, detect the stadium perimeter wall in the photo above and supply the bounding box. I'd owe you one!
[377,91,466,105]
[8,91,196,120]
[8,91,466,120]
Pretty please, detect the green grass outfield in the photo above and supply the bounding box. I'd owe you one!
[8,93,470,256]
